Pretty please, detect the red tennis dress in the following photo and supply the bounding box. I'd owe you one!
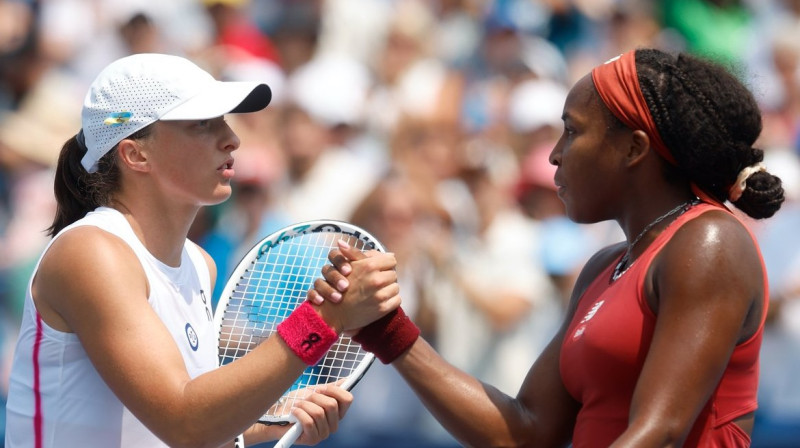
[560,202,766,447]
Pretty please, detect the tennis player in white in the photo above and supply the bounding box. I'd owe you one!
[4,53,401,448]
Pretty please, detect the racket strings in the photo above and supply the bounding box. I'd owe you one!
[217,230,373,422]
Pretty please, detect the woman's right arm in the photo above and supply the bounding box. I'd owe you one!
[390,325,578,447]
[395,243,629,447]
[33,226,398,448]
[312,242,623,447]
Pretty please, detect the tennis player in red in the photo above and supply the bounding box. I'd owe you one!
[315,47,784,447]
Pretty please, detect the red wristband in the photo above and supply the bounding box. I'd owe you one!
[352,307,420,364]
[277,301,339,365]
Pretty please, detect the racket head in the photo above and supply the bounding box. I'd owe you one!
[213,220,382,424]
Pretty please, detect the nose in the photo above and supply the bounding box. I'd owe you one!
[222,121,241,153]
[549,139,562,167]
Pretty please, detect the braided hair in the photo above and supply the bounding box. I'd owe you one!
[635,48,784,219]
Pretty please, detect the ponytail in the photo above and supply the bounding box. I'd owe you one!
[47,133,121,237]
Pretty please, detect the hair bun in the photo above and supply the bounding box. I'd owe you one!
[732,169,784,219]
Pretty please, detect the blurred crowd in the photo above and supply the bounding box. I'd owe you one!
[2,0,800,446]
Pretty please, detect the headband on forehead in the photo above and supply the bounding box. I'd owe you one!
[591,50,677,166]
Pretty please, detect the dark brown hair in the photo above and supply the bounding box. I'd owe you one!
[635,48,784,219]
[48,126,152,236]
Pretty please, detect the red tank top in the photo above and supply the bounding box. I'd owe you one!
[559,202,766,447]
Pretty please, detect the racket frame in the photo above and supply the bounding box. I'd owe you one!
[213,220,381,425]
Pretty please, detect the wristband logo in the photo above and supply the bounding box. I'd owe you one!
[185,323,199,351]
[301,333,321,351]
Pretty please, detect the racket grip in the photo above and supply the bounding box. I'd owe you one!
[273,424,302,448]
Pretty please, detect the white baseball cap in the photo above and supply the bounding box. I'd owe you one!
[80,53,272,172]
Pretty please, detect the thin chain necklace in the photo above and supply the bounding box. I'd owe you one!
[611,199,698,282]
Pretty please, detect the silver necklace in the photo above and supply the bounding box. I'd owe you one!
[611,199,698,282]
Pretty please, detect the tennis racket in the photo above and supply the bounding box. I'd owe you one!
[214,220,383,448]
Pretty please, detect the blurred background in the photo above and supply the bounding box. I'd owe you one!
[2,0,800,446]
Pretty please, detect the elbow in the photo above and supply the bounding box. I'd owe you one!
[660,424,691,447]
[159,434,222,448]
[462,438,541,448]
[654,415,694,447]
[625,417,691,448]
[163,440,199,448]
[462,439,516,448]
[151,418,228,448]
[157,431,207,448]
[459,415,548,448]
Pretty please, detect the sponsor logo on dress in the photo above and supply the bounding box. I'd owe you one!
[200,289,212,321]
[185,322,199,351]
[572,300,605,340]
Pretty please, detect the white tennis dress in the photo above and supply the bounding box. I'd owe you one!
[5,207,217,447]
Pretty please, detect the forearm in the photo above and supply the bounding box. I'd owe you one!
[148,335,306,448]
[239,423,288,448]
[393,337,533,447]
[608,421,686,448]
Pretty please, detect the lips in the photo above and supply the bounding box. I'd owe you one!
[554,174,565,197]
[553,173,564,189]
[218,158,234,170]
[218,158,235,180]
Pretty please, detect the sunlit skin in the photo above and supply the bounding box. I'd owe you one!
[136,119,239,207]
[88,118,242,266]
[551,75,630,225]
[312,74,766,447]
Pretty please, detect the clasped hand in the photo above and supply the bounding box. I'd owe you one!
[308,240,401,334]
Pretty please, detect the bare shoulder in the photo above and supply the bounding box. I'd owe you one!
[661,209,762,272]
[34,226,148,332]
[44,224,132,259]
[650,209,764,339]
[39,225,143,279]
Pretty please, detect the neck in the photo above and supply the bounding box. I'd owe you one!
[628,199,694,246]
[612,197,697,281]
[618,183,695,241]
[109,195,200,267]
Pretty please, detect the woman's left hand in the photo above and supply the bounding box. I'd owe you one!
[290,384,353,445]
[246,384,354,446]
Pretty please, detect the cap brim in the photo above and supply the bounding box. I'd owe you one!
[159,82,272,120]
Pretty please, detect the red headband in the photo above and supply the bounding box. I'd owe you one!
[591,50,677,166]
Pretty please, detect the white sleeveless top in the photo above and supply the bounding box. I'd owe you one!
[5,207,217,447]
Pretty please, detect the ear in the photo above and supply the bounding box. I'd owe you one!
[117,138,151,173]
[626,129,651,167]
